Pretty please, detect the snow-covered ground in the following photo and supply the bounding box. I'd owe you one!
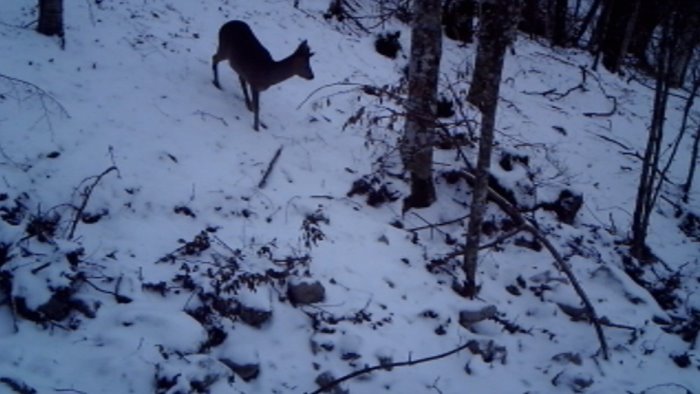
[1,1,698,393]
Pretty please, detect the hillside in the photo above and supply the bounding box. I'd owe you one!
[1,1,699,393]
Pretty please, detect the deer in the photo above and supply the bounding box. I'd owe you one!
[212,20,315,131]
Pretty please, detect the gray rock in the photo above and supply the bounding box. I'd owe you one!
[220,358,260,382]
[288,281,326,305]
[236,303,272,328]
[459,305,498,328]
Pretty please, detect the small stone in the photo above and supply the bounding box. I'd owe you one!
[459,305,498,329]
[288,281,326,305]
[236,303,272,328]
[552,352,582,366]
[219,358,260,382]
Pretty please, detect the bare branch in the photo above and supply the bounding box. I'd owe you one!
[68,166,118,240]
[307,341,473,394]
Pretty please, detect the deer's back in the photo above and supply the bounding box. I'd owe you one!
[218,20,273,80]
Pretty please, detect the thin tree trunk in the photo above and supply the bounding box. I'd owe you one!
[628,1,663,71]
[400,0,442,211]
[600,0,638,73]
[463,0,520,297]
[575,0,601,47]
[37,0,65,49]
[683,123,700,202]
[551,0,568,46]
[630,15,672,261]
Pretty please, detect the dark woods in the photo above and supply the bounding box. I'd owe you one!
[442,0,700,86]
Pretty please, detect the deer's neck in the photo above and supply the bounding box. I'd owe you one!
[259,54,297,91]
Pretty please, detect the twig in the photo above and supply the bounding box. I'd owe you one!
[0,72,70,118]
[406,214,469,232]
[68,166,118,240]
[594,133,631,151]
[80,276,132,304]
[477,224,525,251]
[297,81,380,110]
[583,95,617,117]
[444,224,525,260]
[307,342,472,394]
[258,146,283,188]
[193,110,228,126]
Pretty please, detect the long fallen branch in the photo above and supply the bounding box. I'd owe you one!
[307,341,473,394]
[458,170,609,360]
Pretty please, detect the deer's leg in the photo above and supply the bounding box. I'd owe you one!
[212,52,223,90]
[252,89,260,131]
[239,76,253,111]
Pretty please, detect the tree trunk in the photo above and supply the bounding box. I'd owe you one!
[667,5,700,87]
[630,13,673,261]
[519,0,545,37]
[400,0,442,212]
[551,0,568,46]
[683,123,700,202]
[628,1,663,71]
[463,0,520,297]
[443,0,475,43]
[599,0,639,73]
[37,0,65,48]
[573,0,601,47]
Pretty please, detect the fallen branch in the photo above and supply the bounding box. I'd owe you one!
[68,166,118,240]
[307,341,472,394]
[583,95,617,117]
[258,146,283,188]
[193,110,228,126]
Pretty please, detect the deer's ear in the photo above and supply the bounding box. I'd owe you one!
[309,52,315,58]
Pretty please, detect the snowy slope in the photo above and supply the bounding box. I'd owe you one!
[1,1,699,393]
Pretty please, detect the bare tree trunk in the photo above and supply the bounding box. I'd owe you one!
[573,0,601,47]
[682,73,700,201]
[599,0,639,73]
[37,0,65,49]
[628,1,663,71]
[630,13,673,261]
[463,0,520,297]
[684,123,700,202]
[668,6,700,87]
[551,0,568,46]
[400,0,442,212]
[519,0,545,37]
[443,0,475,43]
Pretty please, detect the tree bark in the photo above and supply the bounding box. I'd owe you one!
[37,0,65,48]
[463,0,520,296]
[400,0,442,212]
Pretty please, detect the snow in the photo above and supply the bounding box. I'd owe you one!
[1,1,699,393]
